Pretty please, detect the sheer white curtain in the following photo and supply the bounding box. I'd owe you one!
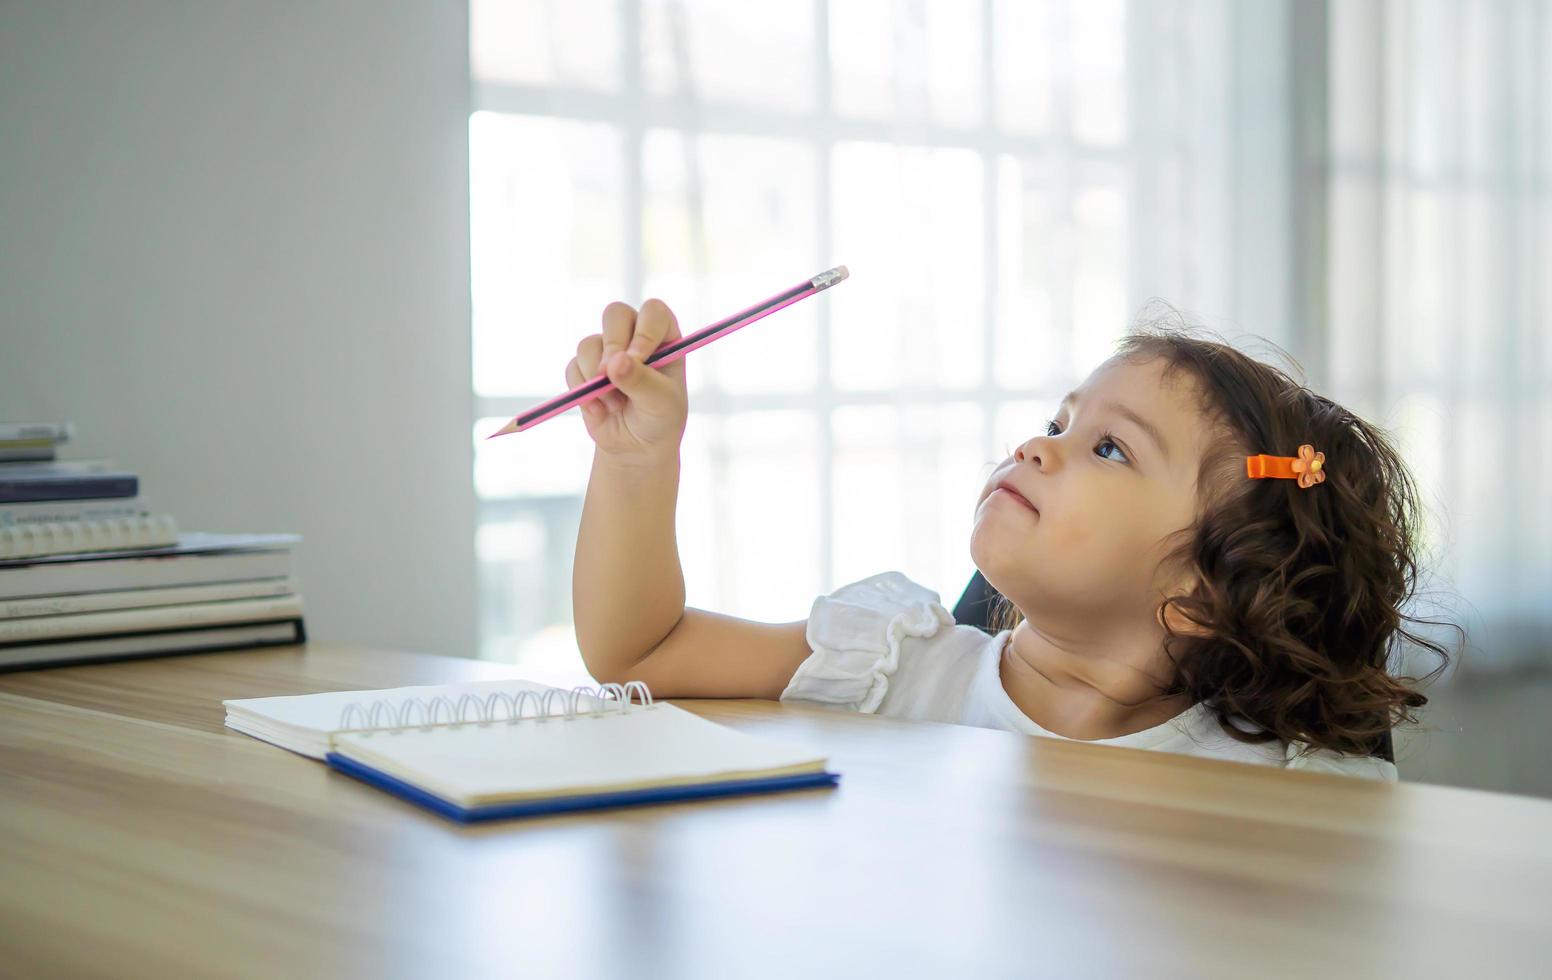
[1324,0,1552,669]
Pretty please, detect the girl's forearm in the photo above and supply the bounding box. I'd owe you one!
[572,449,687,681]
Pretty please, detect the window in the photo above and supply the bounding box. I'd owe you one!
[469,0,1240,681]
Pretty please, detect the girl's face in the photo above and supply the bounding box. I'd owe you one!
[971,356,1214,628]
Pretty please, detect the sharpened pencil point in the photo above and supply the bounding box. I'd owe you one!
[488,419,520,439]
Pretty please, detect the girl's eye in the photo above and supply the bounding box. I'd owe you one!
[1095,437,1129,464]
[1049,419,1136,465]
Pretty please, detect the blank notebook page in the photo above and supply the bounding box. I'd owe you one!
[331,702,829,807]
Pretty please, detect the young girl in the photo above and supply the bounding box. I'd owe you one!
[568,299,1451,780]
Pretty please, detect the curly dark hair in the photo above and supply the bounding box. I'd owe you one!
[990,323,1459,757]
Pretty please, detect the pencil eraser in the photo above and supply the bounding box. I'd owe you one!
[812,266,849,289]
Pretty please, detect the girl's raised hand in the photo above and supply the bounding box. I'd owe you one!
[566,299,689,464]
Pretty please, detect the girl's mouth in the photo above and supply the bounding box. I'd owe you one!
[994,483,1038,514]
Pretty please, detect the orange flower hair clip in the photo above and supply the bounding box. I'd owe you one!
[1245,444,1327,489]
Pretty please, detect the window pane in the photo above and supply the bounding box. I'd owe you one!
[477,515,548,648]
[831,403,986,595]
[474,415,591,499]
[831,142,984,391]
[993,0,1056,134]
[831,0,983,127]
[642,131,818,395]
[471,0,621,90]
[996,156,1067,390]
[643,0,813,112]
[828,0,893,119]
[681,411,820,621]
[1070,0,1126,145]
[1070,169,1127,374]
[476,504,595,688]
[924,0,983,126]
[471,113,623,399]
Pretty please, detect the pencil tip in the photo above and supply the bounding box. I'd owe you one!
[488,419,519,439]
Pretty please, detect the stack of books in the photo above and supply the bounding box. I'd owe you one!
[0,421,306,670]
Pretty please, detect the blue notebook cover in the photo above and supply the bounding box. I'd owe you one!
[326,751,840,823]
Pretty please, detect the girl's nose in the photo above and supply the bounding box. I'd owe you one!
[1015,437,1057,471]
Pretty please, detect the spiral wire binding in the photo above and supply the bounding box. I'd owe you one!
[336,681,656,735]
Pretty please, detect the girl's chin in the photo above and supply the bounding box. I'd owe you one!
[971,511,1038,555]
[969,531,1035,574]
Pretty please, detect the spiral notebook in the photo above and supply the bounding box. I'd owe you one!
[0,514,179,559]
[224,679,838,823]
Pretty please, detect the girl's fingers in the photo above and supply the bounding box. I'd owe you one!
[569,360,602,426]
[576,334,604,379]
[600,302,637,362]
[570,357,623,415]
[627,299,677,362]
[585,297,684,419]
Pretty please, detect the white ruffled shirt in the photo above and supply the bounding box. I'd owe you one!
[780,571,1398,781]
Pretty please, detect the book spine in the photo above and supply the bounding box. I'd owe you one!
[0,618,305,670]
[0,422,74,443]
[0,516,179,560]
[0,474,138,503]
[0,496,150,527]
[0,441,57,463]
[0,458,114,476]
[0,547,294,601]
[0,593,305,643]
[0,576,298,618]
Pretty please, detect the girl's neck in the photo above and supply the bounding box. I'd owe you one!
[999,618,1193,740]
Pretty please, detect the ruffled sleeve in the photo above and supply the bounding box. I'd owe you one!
[780,571,955,713]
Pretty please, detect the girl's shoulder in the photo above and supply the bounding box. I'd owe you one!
[805,571,954,648]
[810,570,945,617]
[780,570,985,714]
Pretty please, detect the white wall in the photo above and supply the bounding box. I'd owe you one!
[0,1,477,658]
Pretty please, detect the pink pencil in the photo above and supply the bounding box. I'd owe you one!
[486,266,850,438]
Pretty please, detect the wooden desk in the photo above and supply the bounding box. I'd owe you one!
[2,644,1549,977]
